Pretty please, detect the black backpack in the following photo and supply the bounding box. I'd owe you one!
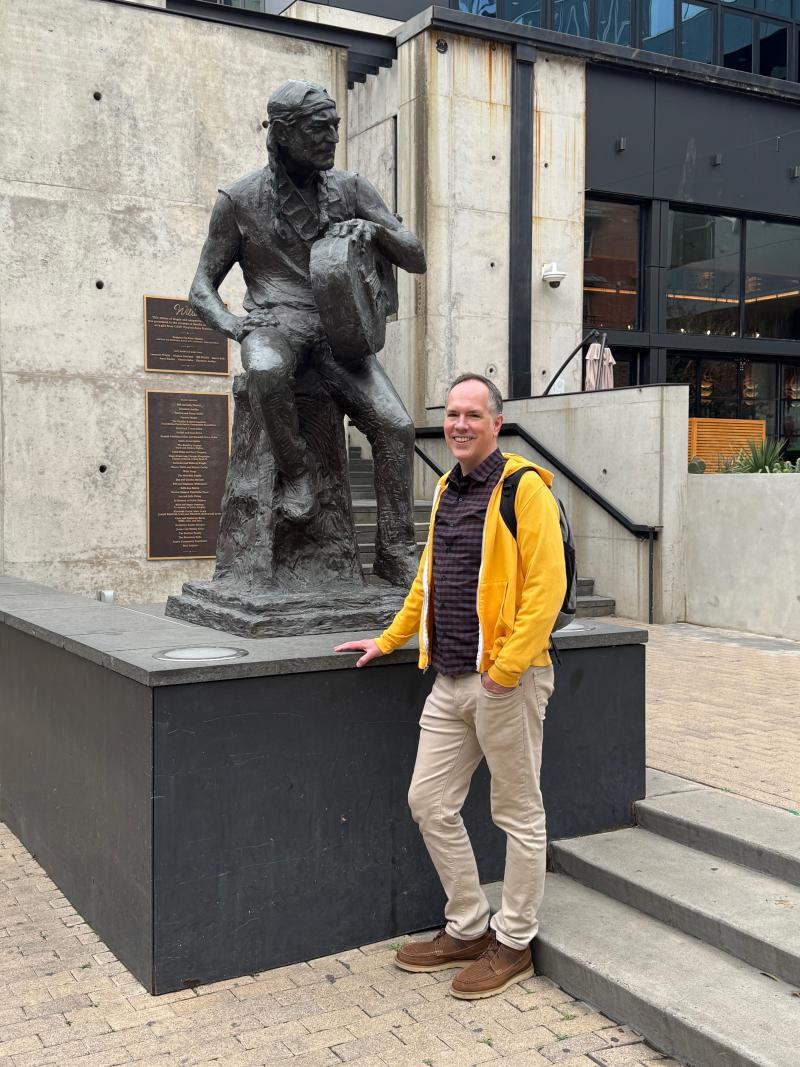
[499,467,577,632]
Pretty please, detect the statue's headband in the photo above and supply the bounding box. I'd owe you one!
[267,80,336,124]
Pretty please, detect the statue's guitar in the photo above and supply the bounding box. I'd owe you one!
[309,228,398,369]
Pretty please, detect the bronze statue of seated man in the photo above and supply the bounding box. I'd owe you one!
[189,79,426,588]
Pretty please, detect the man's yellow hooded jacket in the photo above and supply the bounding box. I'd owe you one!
[375,453,567,687]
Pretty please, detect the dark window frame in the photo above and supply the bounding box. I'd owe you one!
[476,0,799,79]
[583,194,648,333]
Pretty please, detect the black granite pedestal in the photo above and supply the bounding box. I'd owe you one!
[0,576,647,994]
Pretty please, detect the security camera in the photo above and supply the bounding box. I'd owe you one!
[541,262,566,288]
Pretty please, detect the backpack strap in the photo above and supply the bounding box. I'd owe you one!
[499,467,538,540]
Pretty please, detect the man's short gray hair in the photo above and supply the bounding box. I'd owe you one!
[447,373,503,417]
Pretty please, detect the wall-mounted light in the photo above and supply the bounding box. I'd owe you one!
[615,137,627,153]
[711,153,722,167]
[790,165,800,179]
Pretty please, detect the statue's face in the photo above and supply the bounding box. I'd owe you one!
[280,104,340,172]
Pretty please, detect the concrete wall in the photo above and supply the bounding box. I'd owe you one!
[686,475,800,641]
[0,0,347,602]
[283,1,401,33]
[348,31,586,418]
[417,386,689,623]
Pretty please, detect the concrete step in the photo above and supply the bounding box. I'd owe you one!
[530,874,800,1067]
[355,523,430,546]
[577,576,594,595]
[636,779,800,889]
[358,544,425,564]
[575,594,615,617]
[351,501,432,523]
[551,827,800,987]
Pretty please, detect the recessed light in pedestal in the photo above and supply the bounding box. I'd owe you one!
[154,646,249,662]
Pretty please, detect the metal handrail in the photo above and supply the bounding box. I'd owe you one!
[413,424,660,623]
[542,329,605,396]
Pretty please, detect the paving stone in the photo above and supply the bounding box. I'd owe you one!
[587,1044,653,1066]
[297,1006,369,1033]
[327,1029,401,1060]
[536,1032,611,1062]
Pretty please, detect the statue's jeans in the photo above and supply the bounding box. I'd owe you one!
[241,312,415,562]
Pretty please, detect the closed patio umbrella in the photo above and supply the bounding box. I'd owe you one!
[599,344,616,390]
[584,342,601,390]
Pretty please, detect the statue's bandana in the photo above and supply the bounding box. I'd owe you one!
[263,159,331,245]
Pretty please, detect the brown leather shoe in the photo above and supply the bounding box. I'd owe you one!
[450,936,534,999]
[394,929,493,973]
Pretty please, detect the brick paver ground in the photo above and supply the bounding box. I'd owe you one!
[9,615,792,1066]
[614,616,800,813]
[0,818,676,1067]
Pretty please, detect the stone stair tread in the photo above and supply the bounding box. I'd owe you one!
[530,874,800,1067]
[637,784,800,888]
[552,827,800,986]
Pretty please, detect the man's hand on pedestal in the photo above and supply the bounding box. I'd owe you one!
[334,638,384,667]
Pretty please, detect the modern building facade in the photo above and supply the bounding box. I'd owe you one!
[2,0,796,611]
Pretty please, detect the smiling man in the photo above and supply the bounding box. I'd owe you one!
[336,374,566,999]
[188,80,425,585]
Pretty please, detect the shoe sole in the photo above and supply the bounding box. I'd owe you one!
[394,957,474,973]
[449,964,534,999]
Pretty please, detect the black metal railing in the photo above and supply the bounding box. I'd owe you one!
[541,328,605,397]
[414,423,660,623]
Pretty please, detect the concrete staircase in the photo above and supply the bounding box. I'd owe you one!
[348,447,615,615]
[525,770,800,1067]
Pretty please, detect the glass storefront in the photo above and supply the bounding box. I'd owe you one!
[666,212,741,336]
[583,200,641,330]
[666,356,781,434]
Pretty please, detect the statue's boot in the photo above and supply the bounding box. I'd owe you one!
[279,469,318,524]
[372,543,418,588]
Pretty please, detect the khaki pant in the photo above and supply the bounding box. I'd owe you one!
[408,666,554,951]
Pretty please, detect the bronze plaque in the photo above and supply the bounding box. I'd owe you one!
[144,296,229,375]
[146,391,230,560]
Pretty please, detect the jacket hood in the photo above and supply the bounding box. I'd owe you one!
[502,451,556,487]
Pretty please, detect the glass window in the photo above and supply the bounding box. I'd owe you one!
[681,2,714,61]
[758,0,791,15]
[641,0,676,53]
[597,0,632,43]
[744,220,800,339]
[740,361,777,434]
[697,358,739,419]
[667,355,699,406]
[759,20,788,78]
[782,365,800,458]
[583,200,641,330]
[721,0,755,9]
[667,212,741,335]
[458,0,497,13]
[506,0,541,24]
[723,13,755,71]
[553,0,590,36]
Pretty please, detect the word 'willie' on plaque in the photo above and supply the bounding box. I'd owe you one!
[144,296,229,375]
[147,391,230,560]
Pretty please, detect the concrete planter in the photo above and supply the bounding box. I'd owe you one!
[686,473,800,641]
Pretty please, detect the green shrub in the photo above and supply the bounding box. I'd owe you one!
[717,438,799,473]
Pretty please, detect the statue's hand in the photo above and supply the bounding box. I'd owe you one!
[232,309,279,342]
[328,219,381,245]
